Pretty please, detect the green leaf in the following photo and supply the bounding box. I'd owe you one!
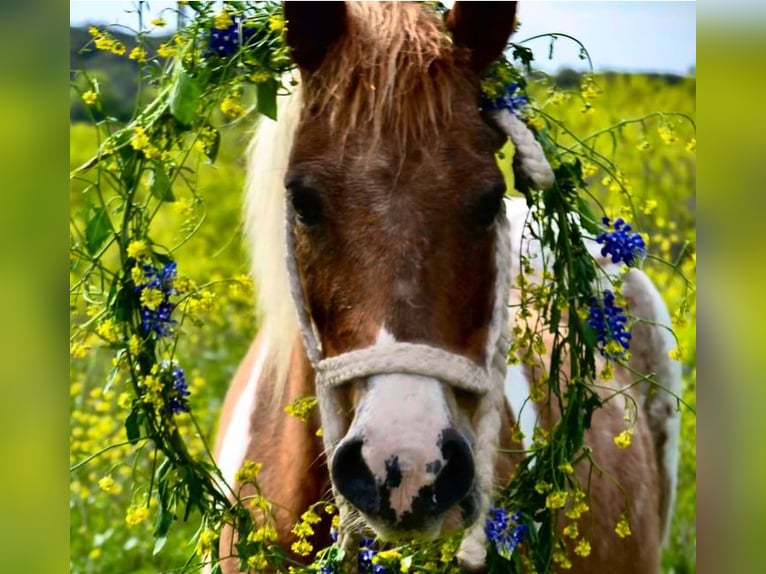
[257,79,278,120]
[170,69,200,126]
[152,507,174,555]
[125,407,142,444]
[149,164,175,202]
[85,207,111,255]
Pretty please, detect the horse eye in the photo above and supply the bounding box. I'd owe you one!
[472,184,506,228]
[289,183,323,226]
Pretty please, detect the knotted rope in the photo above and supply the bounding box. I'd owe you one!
[282,109,552,571]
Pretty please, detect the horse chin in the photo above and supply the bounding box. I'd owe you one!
[364,517,443,542]
[362,487,480,542]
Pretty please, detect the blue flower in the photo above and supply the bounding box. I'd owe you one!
[207,18,256,58]
[481,83,528,116]
[135,262,178,338]
[357,538,387,574]
[168,365,191,414]
[596,217,646,267]
[320,566,334,574]
[586,290,631,358]
[486,506,528,560]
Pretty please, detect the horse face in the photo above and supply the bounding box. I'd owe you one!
[283,1,516,538]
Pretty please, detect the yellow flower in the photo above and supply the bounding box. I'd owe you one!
[657,125,677,145]
[70,341,89,358]
[527,115,545,131]
[125,504,150,526]
[553,549,572,569]
[247,525,278,543]
[614,428,633,449]
[268,15,285,32]
[615,514,632,538]
[151,18,167,27]
[642,199,658,215]
[97,318,120,343]
[291,521,314,538]
[563,522,579,539]
[558,462,574,475]
[565,490,590,520]
[157,42,176,59]
[128,334,141,356]
[580,102,595,115]
[131,265,147,286]
[129,46,147,63]
[118,392,132,409]
[301,509,321,524]
[88,548,102,560]
[545,490,568,509]
[98,475,118,493]
[214,10,234,30]
[581,161,597,178]
[234,460,262,484]
[247,554,269,570]
[94,34,115,51]
[196,530,217,558]
[111,42,126,56]
[82,90,98,105]
[131,127,150,151]
[574,539,591,557]
[140,288,164,311]
[668,345,684,361]
[127,239,149,260]
[143,145,161,160]
[598,361,614,381]
[291,538,313,556]
[220,95,245,118]
[685,138,696,153]
[88,26,100,37]
[284,395,318,422]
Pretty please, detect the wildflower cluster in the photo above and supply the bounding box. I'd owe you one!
[134,261,178,338]
[596,217,646,266]
[486,507,529,560]
[481,82,528,117]
[359,537,387,574]
[207,13,256,58]
[586,290,631,358]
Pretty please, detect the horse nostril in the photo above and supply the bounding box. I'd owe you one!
[432,429,475,514]
[331,438,380,515]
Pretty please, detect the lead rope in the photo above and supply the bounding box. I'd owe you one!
[283,108,550,572]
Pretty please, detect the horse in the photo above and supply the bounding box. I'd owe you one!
[213,3,682,572]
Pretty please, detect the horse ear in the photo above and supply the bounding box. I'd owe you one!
[283,2,347,71]
[445,1,518,71]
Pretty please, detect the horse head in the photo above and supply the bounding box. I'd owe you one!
[281,1,518,540]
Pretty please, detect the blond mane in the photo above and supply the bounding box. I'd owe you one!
[244,87,301,399]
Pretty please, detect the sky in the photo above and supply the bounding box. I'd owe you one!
[69,1,697,75]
